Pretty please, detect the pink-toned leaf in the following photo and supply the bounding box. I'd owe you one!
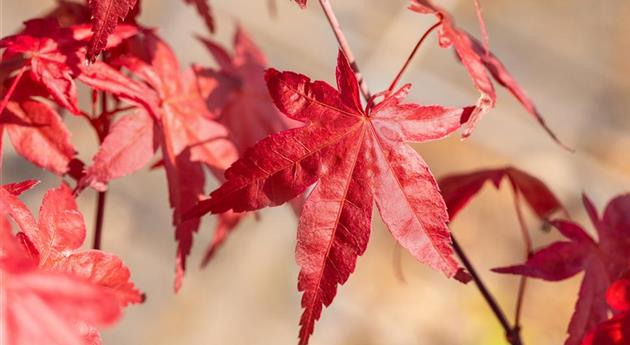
[34,183,86,266]
[81,110,158,191]
[0,196,123,345]
[3,99,76,175]
[116,31,237,290]
[199,27,300,155]
[78,61,160,118]
[52,250,144,306]
[0,185,39,238]
[0,269,121,345]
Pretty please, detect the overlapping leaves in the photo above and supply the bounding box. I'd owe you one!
[494,194,630,345]
[189,51,473,344]
[0,181,142,345]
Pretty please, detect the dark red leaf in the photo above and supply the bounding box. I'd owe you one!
[439,166,564,221]
[86,0,138,61]
[494,194,630,345]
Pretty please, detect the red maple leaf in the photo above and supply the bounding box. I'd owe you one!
[494,194,630,345]
[189,51,472,344]
[86,0,138,61]
[439,166,564,221]
[0,181,142,345]
[199,27,300,155]
[409,0,567,148]
[582,272,630,345]
[79,110,158,191]
[0,19,84,114]
[112,30,238,290]
[1,73,77,175]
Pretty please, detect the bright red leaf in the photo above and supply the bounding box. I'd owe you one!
[409,0,566,148]
[494,194,630,345]
[581,272,630,345]
[189,51,472,344]
[86,0,138,61]
[0,182,142,345]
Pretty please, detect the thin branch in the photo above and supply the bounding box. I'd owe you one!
[92,88,110,250]
[317,0,371,101]
[512,191,532,332]
[92,190,107,250]
[387,21,441,94]
[451,234,524,345]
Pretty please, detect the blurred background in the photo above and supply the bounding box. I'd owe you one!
[2,0,629,344]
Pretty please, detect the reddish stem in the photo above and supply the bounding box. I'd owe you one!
[451,234,524,345]
[512,191,532,331]
[317,0,371,101]
[92,90,110,250]
[0,65,27,115]
[92,190,107,250]
[387,21,441,94]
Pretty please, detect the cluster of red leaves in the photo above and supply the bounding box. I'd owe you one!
[441,166,630,345]
[1,180,142,345]
[0,0,286,294]
[2,0,619,345]
[495,194,630,345]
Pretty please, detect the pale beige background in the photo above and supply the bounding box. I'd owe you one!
[2,0,630,344]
